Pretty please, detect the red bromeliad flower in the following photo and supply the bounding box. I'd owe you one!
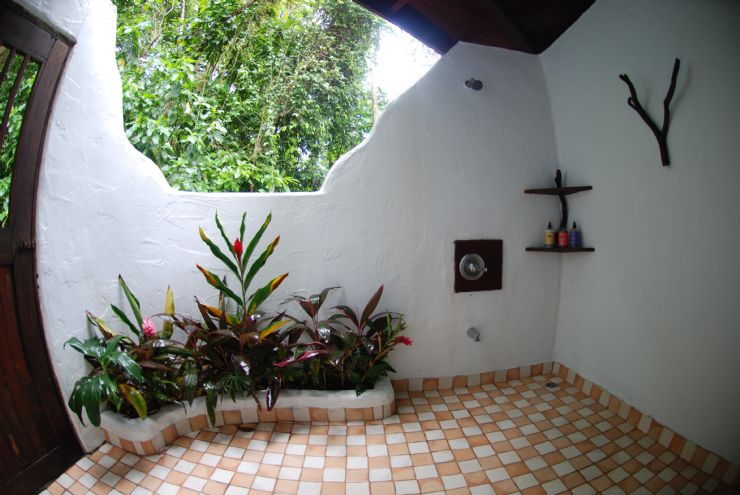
[394,335,413,346]
[142,318,157,340]
[233,238,243,260]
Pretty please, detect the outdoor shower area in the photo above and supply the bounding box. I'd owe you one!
[1,0,739,494]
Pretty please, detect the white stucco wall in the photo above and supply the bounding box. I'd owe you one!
[542,0,740,464]
[35,0,561,450]
[14,0,89,40]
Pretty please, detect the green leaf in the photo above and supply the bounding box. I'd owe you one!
[204,382,217,425]
[199,227,240,277]
[214,212,236,258]
[104,335,124,355]
[68,375,104,427]
[119,275,143,328]
[196,264,244,307]
[241,213,271,272]
[239,212,246,243]
[183,369,198,404]
[110,351,143,382]
[111,304,140,339]
[64,337,104,360]
[258,319,289,341]
[243,235,280,292]
[100,375,121,411]
[86,311,117,340]
[162,286,175,339]
[118,384,148,419]
[248,273,289,314]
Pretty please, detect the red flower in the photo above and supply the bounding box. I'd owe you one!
[394,335,413,346]
[233,238,243,260]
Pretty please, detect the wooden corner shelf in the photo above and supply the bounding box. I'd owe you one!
[524,186,592,195]
[525,247,595,253]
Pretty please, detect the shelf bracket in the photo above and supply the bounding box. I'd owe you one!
[554,170,568,230]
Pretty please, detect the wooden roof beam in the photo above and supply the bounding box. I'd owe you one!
[477,0,534,53]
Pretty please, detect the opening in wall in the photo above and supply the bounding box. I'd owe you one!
[114,0,437,194]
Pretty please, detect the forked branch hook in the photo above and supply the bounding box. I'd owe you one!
[619,58,681,166]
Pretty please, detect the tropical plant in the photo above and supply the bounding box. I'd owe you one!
[282,285,410,394]
[66,277,189,426]
[180,211,325,422]
[66,212,411,427]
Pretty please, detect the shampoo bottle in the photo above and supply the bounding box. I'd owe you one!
[545,222,555,248]
[569,222,581,247]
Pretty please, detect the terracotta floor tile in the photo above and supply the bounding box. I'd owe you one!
[46,374,733,495]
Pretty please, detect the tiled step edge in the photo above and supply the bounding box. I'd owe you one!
[100,377,395,455]
[390,361,555,392]
[550,362,740,489]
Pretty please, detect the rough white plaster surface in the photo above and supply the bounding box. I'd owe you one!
[101,378,394,443]
[36,0,560,451]
[542,0,740,464]
[13,0,90,40]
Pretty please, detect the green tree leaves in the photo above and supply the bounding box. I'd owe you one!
[114,0,383,192]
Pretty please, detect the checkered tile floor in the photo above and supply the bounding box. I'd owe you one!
[42,374,737,494]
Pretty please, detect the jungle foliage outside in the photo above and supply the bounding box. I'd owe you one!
[114,0,387,193]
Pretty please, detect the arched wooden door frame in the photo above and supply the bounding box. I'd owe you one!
[0,2,82,494]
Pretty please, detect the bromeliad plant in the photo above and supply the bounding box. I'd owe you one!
[66,277,189,426]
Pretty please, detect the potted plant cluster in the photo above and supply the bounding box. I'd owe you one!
[66,212,411,427]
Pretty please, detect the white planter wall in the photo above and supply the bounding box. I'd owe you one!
[26,0,560,451]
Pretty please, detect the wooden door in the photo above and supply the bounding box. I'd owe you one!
[0,3,81,494]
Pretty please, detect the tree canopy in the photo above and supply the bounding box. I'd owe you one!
[114,0,385,192]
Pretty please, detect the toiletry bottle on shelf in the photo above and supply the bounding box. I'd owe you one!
[569,222,581,248]
[545,222,555,248]
[557,228,569,248]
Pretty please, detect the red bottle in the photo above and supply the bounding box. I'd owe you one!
[557,229,569,248]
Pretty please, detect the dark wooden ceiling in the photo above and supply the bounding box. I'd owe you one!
[353,0,594,54]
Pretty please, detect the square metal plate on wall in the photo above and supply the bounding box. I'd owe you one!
[454,239,502,293]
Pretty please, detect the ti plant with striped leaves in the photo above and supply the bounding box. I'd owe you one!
[178,212,325,423]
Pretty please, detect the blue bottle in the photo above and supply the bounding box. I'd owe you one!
[569,222,581,248]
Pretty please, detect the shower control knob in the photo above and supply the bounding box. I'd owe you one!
[459,253,486,281]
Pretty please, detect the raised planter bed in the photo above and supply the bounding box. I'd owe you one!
[100,378,395,455]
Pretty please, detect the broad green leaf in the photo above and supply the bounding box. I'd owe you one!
[110,351,143,382]
[100,375,121,411]
[183,369,198,404]
[118,384,147,419]
[104,335,124,355]
[119,276,143,328]
[70,375,103,427]
[162,286,175,339]
[64,336,103,360]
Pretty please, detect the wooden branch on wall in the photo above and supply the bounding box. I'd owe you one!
[619,58,681,166]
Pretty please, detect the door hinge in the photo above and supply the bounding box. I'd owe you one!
[16,239,36,251]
